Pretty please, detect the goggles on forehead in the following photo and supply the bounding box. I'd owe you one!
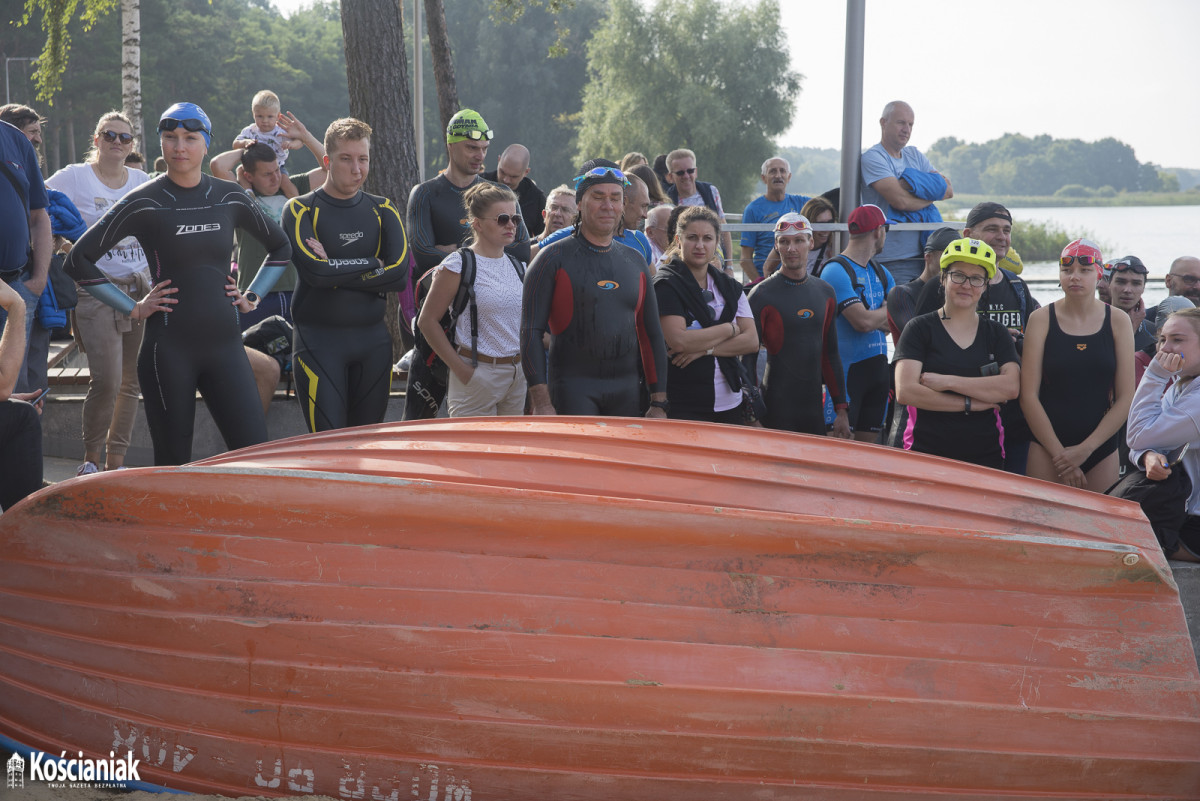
[572,167,630,188]
[157,118,208,134]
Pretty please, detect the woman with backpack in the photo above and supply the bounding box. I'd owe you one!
[417,182,527,417]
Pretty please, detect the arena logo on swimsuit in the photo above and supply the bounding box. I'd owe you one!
[175,223,221,235]
[797,309,814,319]
[597,280,619,290]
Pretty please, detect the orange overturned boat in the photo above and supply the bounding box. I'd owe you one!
[1,418,1198,799]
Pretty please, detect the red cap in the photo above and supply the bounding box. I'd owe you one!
[847,204,887,234]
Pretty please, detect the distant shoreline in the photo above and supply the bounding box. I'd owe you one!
[940,191,1200,212]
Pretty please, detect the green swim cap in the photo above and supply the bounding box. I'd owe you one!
[446,109,493,144]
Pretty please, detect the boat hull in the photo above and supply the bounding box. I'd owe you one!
[2,418,1198,798]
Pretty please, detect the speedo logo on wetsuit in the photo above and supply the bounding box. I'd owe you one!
[328,258,374,270]
[597,280,619,290]
[175,223,221,235]
[339,231,364,245]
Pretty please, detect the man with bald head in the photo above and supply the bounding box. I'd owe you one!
[645,204,673,265]
[1165,256,1200,305]
[860,100,953,284]
[739,157,810,284]
[483,143,547,236]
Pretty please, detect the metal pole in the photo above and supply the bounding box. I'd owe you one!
[5,57,36,105]
[413,0,425,183]
[838,0,866,247]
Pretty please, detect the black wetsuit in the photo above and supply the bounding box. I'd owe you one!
[748,273,847,435]
[407,173,531,276]
[521,232,668,416]
[283,187,410,432]
[66,174,290,465]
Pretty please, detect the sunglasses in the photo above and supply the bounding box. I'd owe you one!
[1060,255,1102,267]
[100,131,134,144]
[947,271,987,288]
[157,118,208,134]
[775,220,811,235]
[485,214,522,227]
[454,128,493,141]
[673,167,697,177]
[572,166,630,188]
[700,289,715,302]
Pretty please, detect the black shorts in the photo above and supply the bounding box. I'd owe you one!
[845,354,889,433]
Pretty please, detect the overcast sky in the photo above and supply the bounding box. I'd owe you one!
[272,0,1200,170]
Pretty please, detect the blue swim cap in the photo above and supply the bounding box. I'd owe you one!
[158,102,211,148]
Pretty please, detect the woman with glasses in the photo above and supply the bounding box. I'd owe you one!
[894,238,1020,469]
[66,102,290,465]
[418,182,526,417]
[1020,239,1134,490]
[46,111,152,475]
[653,206,759,424]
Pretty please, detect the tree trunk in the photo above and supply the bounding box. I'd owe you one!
[120,0,144,151]
[340,0,421,361]
[423,0,458,135]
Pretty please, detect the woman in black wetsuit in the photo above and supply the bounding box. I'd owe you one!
[1020,239,1134,491]
[66,102,291,465]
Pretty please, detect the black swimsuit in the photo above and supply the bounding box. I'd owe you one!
[66,174,290,465]
[284,187,410,432]
[1039,304,1118,473]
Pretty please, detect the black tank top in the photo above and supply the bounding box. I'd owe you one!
[1040,303,1116,449]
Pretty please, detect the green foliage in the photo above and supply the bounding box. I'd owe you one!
[776,145,839,196]
[20,0,118,102]
[1009,219,1082,262]
[576,0,801,207]
[487,0,578,57]
[926,132,1176,197]
[8,0,347,171]
[434,0,604,188]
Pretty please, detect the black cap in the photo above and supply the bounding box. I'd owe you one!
[965,201,1012,229]
[1108,255,1148,275]
[574,158,626,202]
[924,226,962,254]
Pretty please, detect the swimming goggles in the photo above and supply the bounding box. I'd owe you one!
[572,167,630,188]
[157,118,209,134]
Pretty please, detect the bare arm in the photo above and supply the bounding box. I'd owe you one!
[23,208,53,294]
[840,300,889,333]
[208,149,243,182]
[660,315,740,353]
[739,246,760,283]
[279,111,328,187]
[919,364,1019,405]
[0,281,26,398]
[1019,307,1064,453]
[416,262,471,385]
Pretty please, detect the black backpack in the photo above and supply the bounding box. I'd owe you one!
[814,254,891,309]
[402,248,525,421]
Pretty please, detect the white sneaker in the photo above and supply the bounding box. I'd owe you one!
[76,461,100,477]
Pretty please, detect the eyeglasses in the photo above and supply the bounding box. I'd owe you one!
[673,167,697,177]
[100,131,133,144]
[1060,255,1102,267]
[1169,273,1200,286]
[485,214,522,227]
[572,167,630,188]
[947,271,987,288]
[456,128,493,141]
[157,118,208,134]
[774,220,811,234]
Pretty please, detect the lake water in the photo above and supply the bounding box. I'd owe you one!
[1010,204,1200,308]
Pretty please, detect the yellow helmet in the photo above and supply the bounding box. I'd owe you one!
[940,237,997,279]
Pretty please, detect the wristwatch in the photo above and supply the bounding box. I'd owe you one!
[244,291,260,310]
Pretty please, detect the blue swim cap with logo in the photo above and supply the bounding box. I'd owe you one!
[158,102,212,148]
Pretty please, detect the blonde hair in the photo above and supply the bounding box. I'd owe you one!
[85,110,133,164]
[251,90,280,111]
[1166,307,1200,337]
[463,181,517,247]
[619,152,647,172]
[666,148,696,171]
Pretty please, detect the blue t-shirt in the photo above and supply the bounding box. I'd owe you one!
[0,121,48,273]
[820,255,895,368]
[859,142,935,268]
[739,193,811,269]
[539,224,652,265]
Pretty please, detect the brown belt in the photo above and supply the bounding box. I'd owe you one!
[457,346,521,365]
